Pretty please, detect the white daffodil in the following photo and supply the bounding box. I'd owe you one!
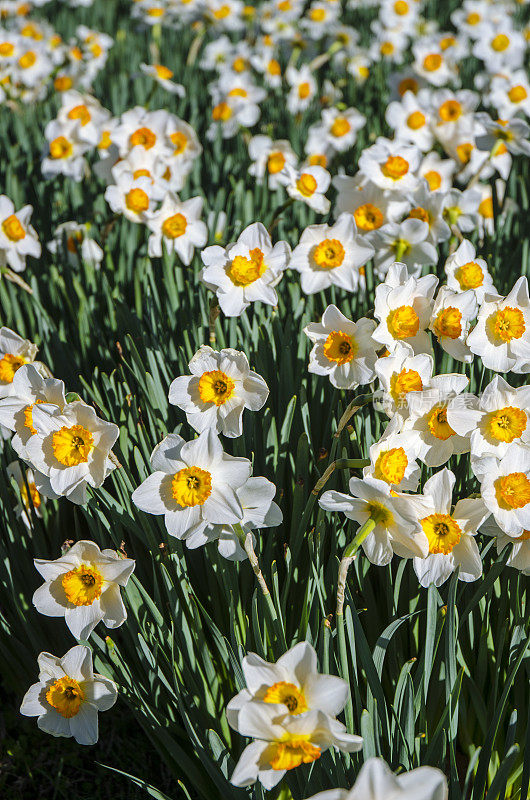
[307,107,366,154]
[418,151,456,193]
[447,376,530,462]
[484,518,530,576]
[248,136,298,190]
[217,477,282,560]
[371,218,437,279]
[375,341,434,418]
[0,364,66,459]
[42,120,90,182]
[20,645,117,745]
[168,346,269,438]
[104,171,155,224]
[0,327,42,400]
[304,305,378,390]
[25,401,119,505]
[32,540,135,640]
[403,374,471,467]
[364,414,422,491]
[373,262,438,355]
[475,115,530,157]
[406,468,489,588]
[132,429,251,547]
[358,138,421,193]
[7,461,45,528]
[442,187,481,234]
[140,63,185,95]
[404,181,451,246]
[429,286,478,363]
[47,222,104,270]
[200,222,290,317]
[385,89,434,152]
[320,475,428,566]
[333,177,409,238]
[280,165,331,213]
[56,90,110,147]
[475,449,530,537]
[466,277,530,374]
[230,703,362,789]
[0,195,41,273]
[289,213,374,294]
[444,239,497,304]
[146,193,207,264]
[304,756,447,800]
[412,45,457,87]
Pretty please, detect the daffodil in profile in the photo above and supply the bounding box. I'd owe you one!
[20,645,117,745]
[0,327,42,400]
[475,448,530,537]
[32,540,135,640]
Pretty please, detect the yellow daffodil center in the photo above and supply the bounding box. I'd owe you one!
[20,480,41,509]
[198,370,235,406]
[298,81,311,99]
[267,58,281,76]
[154,64,173,80]
[62,564,104,606]
[323,330,356,364]
[380,41,395,56]
[267,151,285,174]
[125,188,149,214]
[495,472,530,510]
[49,136,73,159]
[354,203,384,231]
[23,398,46,434]
[296,173,317,197]
[310,7,326,21]
[52,424,94,466]
[227,247,266,286]
[508,85,527,103]
[212,101,233,121]
[387,306,420,340]
[263,682,308,714]
[227,87,247,98]
[365,500,394,526]
[374,447,408,485]
[424,170,442,191]
[232,57,246,73]
[46,676,85,718]
[99,130,112,149]
[421,513,462,554]
[0,42,15,57]
[467,12,480,24]
[2,214,25,242]
[18,50,36,68]
[308,154,327,167]
[489,307,526,343]
[408,206,430,224]
[161,213,187,239]
[455,261,483,290]
[394,0,409,14]
[390,368,423,404]
[479,197,493,218]
[381,155,409,180]
[423,53,442,72]
[515,530,530,541]
[213,4,230,18]
[313,238,345,269]
[491,34,509,52]
[407,111,425,130]
[439,100,462,122]
[399,77,419,96]
[170,131,188,155]
[269,736,321,771]
[171,466,212,507]
[456,142,473,164]
[440,36,456,50]
[330,117,351,137]
[129,127,156,149]
[67,104,91,126]
[433,307,463,339]
[0,353,26,382]
[487,407,527,443]
[427,405,456,440]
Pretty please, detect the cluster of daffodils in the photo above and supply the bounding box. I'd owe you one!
[133,344,283,560]
[0,12,112,105]
[308,261,530,584]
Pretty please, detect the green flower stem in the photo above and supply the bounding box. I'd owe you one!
[311,458,370,496]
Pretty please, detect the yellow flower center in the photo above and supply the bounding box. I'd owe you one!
[399,77,419,96]
[267,151,285,174]
[227,87,247,98]
[0,42,15,57]
[169,132,187,156]
[495,472,530,510]
[154,63,173,80]
[394,0,409,14]
[67,231,83,252]
[330,117,351,137]
[197,370,235,406]
[387,306,420,340]
[171,466,212,507]
[439,100,462,122]
[213,4,230,18]
[487,407,527,443]
[263,681,308,714]
[323,330,356,364]
[408,206,429,224]
[489,307,526,343]
[380,41,395,56]
[455,261,483,290]
[456,142,473,164]
[227,247,266,286]
[67,104,91,126]
[313,238,345,269]
[407,111,426,130]
[23,398,46,434]
[46,676,85,719]
[354,203,384,231]
[0,353,26,383]
[421,513,462,554]
[508,85,527,103]
[440,36,456,50]
[269,736,321,771]
[427,405,456,440]
[467,12,480,24]
[374,447,408,485]
[298,81,311,99]
[433,307,463,339]
[296,173,317,197]
[125,188,149,214]
[444,206,462,226]
[390,368,422,403]
[310,7,326,21]
[491,34,510,52]
[129,127,157,149]
[62,564,104,606]
[52,424,94,466]
[18,50,36,68]
[364,500,394,527]
[423,53,442,72]
[232,57,246,73]
[514,530,530,541]
[70,46,83,61]
[2,214,25,242]
[212,101,233,121]
[147,6,164,16]
[49,136,73,159]
[161,212,187,239]
[20,480,41,509]
[381,155,409,180]
[267,58,281,76]
[479,198,493,218]
[424,170,441,191]
[308,154,327,167]
[99,130,112,149]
